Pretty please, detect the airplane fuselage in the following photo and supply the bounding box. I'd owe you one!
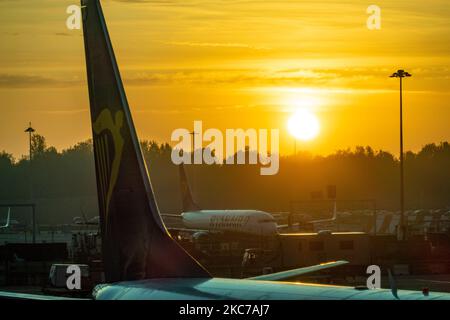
[181,210,278,236]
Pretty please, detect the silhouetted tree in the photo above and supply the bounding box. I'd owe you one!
[0,136,449,224]
[31,134,47,158]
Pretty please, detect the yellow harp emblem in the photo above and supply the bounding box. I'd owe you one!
[93,109,124,224]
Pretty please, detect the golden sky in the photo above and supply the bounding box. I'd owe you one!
[0,0,449,158]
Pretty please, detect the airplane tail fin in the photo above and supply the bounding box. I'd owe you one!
[81,0,210,282]
[179,165,201,212]
[6,207,10,228]
[1,207,10,228]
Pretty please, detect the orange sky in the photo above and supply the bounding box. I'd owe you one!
[0,0,449,159]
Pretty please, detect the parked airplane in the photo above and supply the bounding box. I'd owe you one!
[73,206,100,226]
[165,165,337,237]
[1,0,448,300]
[164,165,278,236]
[277,201,338,233]
[0,208,25,232]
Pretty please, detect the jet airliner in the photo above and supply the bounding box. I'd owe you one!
[165,165,338,237]
[164,165,278,236]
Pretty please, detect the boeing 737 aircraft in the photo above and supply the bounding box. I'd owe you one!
[277,201,338,233]
[1,0,449,300]
[165,165,338,237]
[164,165,278,236]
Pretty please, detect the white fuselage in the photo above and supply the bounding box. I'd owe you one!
[93,278,450,300]
[181,210,278,236]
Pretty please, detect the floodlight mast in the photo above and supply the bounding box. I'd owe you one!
[389,69,412,241]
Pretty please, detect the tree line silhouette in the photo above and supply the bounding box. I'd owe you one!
[0,134,449,224]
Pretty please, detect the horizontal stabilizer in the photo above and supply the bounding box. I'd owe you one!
[247,260,348,281]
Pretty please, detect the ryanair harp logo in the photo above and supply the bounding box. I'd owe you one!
[93,109,125,224]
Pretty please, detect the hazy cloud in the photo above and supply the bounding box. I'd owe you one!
[164,41,270,51]
[0,74,81,88]
[39,108,88,115]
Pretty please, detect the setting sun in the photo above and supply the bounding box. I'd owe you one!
[287,109,320,141]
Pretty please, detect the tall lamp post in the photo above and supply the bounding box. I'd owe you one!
[189,130,199,158]
[189,130,199,193]
[389,69,412,241]
[24,122,36,243]
[25,122,35,162]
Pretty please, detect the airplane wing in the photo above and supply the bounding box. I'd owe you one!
[161,215,211,234]
[161,214,183,219]
[168,227,217,234]
[0,291,86,300]
[247,260,349,281]
[276,202,337,230]
[277,222,300,229]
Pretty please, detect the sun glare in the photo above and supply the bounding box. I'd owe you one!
[287,109,320,141]
[288,96,321,109]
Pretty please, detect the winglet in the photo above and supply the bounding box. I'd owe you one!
[1,207,10,228]
[6,207,10,228]
[388,268,399,299]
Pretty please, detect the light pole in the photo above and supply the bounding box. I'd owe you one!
[25,122,35,162]
[189,130,199,156]
[189,130,199,193]
[390,69,411,240]
[24,122,36,243]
